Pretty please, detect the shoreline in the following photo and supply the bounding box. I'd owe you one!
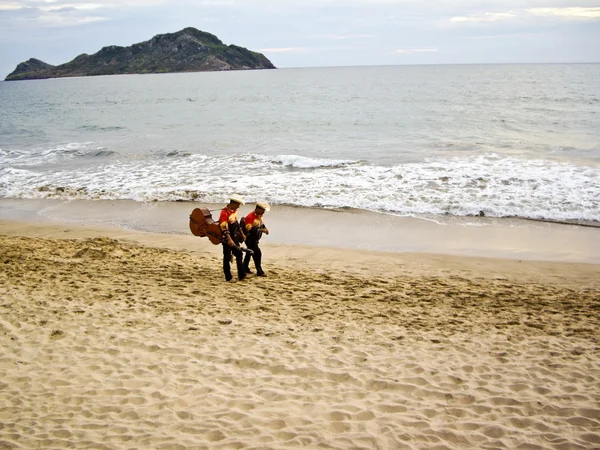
[2,198,600,263]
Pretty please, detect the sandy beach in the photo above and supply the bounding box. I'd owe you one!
[1,219,600,449]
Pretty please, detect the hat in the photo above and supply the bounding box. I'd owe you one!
[256,201,270,212]
[229,194,245,205]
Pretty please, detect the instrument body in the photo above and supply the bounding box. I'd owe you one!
[189,208,222,245]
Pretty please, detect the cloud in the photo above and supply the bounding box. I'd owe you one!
[16,0,166,5]
[320,33,375,40]
[396,48,438,54]
[259,47,305,53]
[36,14,107,26]
[38,3,104,11]
[1,0,168,13]
[527,7,600,19]
[449,6,600,25]
[462,32,537,41]
[0,2,24,10]
[0,1,132,28]
[451,11,516,23]
[0,0,235,29]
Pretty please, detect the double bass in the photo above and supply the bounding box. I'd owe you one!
[189,208,253,254]
[189,208,222,245]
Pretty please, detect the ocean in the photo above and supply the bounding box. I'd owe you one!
[1,64,599,228]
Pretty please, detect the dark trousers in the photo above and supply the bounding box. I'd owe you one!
[222,243,245,281]
[243,237,264,275]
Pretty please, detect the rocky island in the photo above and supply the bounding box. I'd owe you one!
[5,27,276,81]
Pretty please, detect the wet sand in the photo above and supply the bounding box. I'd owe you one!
[2,198,600,263]
[1,218,599,449]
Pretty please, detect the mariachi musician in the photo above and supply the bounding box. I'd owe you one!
[218,195,247,282]
[243,201,270,277]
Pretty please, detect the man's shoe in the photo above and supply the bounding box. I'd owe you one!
[257,272,267,277]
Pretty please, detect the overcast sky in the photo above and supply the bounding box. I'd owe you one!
[1,0,599,77]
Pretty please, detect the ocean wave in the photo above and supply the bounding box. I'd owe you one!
[0,143,115,167]
[252,154,362,169]
[1,153,599,223]
[78,125,126,132]
[88,149,115,157]
[165,150,192,158]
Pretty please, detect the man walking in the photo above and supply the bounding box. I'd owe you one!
[243,201,270,277]
[219,195,247,281]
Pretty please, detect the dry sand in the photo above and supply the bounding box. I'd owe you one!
[1,220,599,449]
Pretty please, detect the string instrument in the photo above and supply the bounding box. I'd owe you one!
[189,207,254,254]
[189,208,222,245]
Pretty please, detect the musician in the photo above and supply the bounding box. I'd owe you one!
[243,201,270,277]
[219,195,247,282]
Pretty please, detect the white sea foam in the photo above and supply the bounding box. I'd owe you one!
[1,150,599,222]
[253,154,360,169]
[0,142,107,167]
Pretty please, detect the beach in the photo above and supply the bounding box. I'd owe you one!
[2,62,599,450]
[1,218,599,449]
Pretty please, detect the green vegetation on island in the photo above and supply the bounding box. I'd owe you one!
[5,27,276,81]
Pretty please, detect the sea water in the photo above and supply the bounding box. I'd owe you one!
[1,64,599,225]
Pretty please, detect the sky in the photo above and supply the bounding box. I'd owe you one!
[0,0,599,77]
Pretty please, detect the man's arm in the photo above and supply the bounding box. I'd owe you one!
[219,210,236,247]
[244,212,255,232]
